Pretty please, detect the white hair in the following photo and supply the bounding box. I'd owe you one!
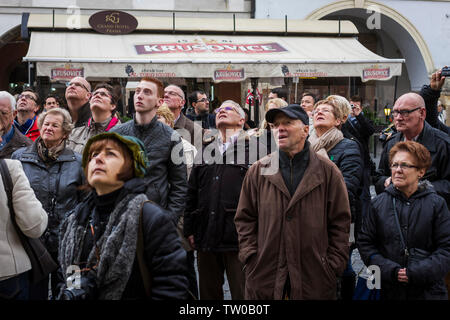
[221,100,246,120]
[0,91,16,111]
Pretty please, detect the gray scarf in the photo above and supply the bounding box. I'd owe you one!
[59,193,148,300]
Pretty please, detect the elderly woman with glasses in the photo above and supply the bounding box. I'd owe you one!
[11,107,84,299]
[67,83,121,154]
[358,141,450,300]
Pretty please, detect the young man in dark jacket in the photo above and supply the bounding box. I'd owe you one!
[111,77,188,221]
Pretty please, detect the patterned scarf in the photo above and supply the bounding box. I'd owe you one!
[36,137,66,163]
[58,193,148,300]
[308,127,344,159]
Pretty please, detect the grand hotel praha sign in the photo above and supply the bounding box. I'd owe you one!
[89,10,138,35]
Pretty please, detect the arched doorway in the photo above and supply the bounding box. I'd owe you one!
[305,1,435,109]
[0,25,29,92]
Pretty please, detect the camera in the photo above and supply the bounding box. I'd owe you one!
[60,269,97,300]
[441,66,450,77]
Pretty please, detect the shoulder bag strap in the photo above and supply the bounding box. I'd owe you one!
[392,197,409,260]
[137,201,152,298]
[0,159,18,227]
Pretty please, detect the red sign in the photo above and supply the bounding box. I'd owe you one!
[51,68,84,80]
[363,67,390,80]
[214,69,245,81]
[135,42,287,55]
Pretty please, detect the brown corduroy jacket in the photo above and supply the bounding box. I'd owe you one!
[235,148,351,300]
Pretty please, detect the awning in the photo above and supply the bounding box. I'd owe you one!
[24,32,404,82]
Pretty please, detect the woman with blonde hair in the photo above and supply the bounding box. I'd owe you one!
[309,95,363,300]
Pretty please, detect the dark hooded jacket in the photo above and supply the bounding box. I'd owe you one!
[358,182,450,300]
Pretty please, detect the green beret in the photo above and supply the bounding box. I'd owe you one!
[82,132,149,178]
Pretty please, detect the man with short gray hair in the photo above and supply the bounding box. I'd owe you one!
[65,76,92,127]
[0,91,32,159]
[184,100,264,300]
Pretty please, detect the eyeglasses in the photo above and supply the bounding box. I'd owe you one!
[312,108,333,116]
[390,162,418,170]
[92,90,111,99]
[67,82,90,92]
[17,93,37,102]
[196,98,209,103]
[164,90,184,99]
[214,106,237,114]
[392,107,421,117]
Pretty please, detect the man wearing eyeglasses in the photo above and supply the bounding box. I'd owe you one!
[65,77,92,128]
[187,90,216,130]
[0,91,32,159]
[13,89,41,141]
[375,92,450,206]
[164,84,202,146]
[184,100,265,300]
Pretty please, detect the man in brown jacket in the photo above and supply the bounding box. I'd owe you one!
[235,104,351,300]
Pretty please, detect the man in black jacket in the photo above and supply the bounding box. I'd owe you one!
[184,100,264,300]
[186,90,216,130]
[111,77,188,221]
[375,92,450,206]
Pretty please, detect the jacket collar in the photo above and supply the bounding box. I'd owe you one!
[263,147,325,209]
[19,141,77,165]
[392,121,435,152]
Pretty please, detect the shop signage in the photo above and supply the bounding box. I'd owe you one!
[51,67,84,80]
[124,64,176,78]
[362,67,390,80]
[135,41,287,55]
[214,68,245,81]
[89,10,138,35]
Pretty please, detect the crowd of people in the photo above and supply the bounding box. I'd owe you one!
[0,68,449,301]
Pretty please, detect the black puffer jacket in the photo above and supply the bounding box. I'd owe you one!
[111,116,187,222]
[57,178,188,300]
[184,132,264,251]
[375,121,450,206]
[327,137,363,221]
[358,183,450,300]
[11,142,84,257]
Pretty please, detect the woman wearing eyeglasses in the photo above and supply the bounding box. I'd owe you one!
[67,83,121,154]
[11,107,84,299]
[358,141,450,300]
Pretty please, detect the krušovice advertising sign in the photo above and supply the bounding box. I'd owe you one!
[26,32,403,82]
